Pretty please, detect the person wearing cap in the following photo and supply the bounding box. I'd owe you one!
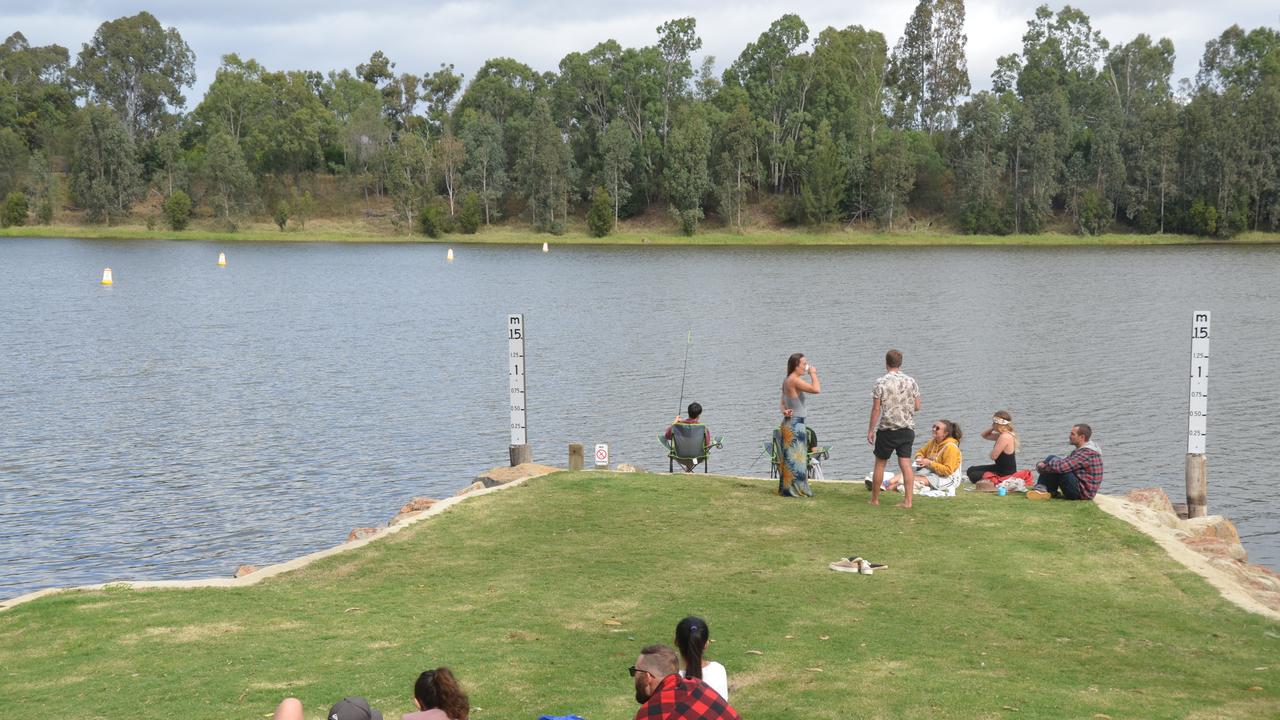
[631,643,741,720]
[272,696,383,720]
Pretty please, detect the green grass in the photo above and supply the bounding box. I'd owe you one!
[1,473,1277,719]
[5,222,1280,246]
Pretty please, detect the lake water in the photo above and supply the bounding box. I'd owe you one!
[2,237,1278,599]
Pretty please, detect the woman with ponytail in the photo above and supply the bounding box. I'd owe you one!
[403,667,469,720]
[675,616,729,701]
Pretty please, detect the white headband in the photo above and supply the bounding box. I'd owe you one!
[992,417,1010,426]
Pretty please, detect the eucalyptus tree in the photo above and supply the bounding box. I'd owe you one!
[712,101,758,231]
[655,17,702,147]
[601,118,636,221]
[1104,34,1177,230]
[809,24,889,216]
[555,40,624,195]
[1192,25,1280,232]
[0,128,27,197]
[435,132,465,215]
[422,63,463,137]
[460,109,505,224]
[663,105,712,234]
[887,0,971,132]
[516,97,572,233]
[728,14,814,194]
[953,90,1013,233]
[384,131,432,230]
[70,104,142,223]
[201,129,255,221]
[72,12,194,141]
[800,120,849,225]
[870,130,915,230]
[457,57,546,183]
[0,32,77,152]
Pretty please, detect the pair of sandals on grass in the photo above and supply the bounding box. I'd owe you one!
[828,556,888,575]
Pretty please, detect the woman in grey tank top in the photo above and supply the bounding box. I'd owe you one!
[778,353,820,497]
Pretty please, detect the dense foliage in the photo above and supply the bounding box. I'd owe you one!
[1,4,1278,236]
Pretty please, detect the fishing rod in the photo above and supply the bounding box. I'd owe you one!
[675,329,692,419]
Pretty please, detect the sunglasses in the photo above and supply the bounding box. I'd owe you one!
[628,665,652,678]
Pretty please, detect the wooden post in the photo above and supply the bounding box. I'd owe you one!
[509,444,532,466]
[568,443,584,471]
[1185,454,1207,519]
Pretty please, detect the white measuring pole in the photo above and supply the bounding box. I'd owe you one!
[1185,311,1210,517]
[508,314,531,466]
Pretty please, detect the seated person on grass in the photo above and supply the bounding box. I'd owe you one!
[880,419,963,494]
[664,402,713,472]
[1028,423,1103,501]
[632,643,741,720]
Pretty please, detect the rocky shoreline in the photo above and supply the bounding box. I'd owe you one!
[1095,487,1280,620]
[4,469,1277,622]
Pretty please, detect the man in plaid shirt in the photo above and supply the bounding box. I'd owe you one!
[632,644,741,720]
[1028,423,1104,500]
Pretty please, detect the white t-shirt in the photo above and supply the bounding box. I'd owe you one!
[681,661,729,701]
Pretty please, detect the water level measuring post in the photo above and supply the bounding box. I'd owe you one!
[508,313,531,466]
[1186,311,1210,518]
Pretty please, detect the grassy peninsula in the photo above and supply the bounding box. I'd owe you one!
[1,472,1276,719]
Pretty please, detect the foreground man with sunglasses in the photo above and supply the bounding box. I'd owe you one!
[631,644,741,720]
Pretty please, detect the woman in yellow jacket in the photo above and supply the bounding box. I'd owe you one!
[883,419,963,493]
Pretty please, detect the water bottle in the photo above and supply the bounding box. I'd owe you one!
[997,486,1007,496]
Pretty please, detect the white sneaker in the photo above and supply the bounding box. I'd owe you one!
[859,559,873,575]
[828,557,863,573]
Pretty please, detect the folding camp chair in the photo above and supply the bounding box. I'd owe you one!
[659,422,723,473]
[764,426,832,480]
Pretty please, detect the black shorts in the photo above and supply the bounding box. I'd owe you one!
[874,427,915,460]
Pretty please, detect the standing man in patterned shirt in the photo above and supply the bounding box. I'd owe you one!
[867,349,922,508]
[631,644,741,720]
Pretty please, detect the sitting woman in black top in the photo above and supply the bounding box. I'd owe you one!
[966,410,1018,483]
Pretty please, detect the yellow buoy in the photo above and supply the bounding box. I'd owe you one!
[542,242,549,252]
[217,252,227,267]
[446,248,454,261]
[101,268,113,285]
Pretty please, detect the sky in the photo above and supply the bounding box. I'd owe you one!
[3,1,1278,106]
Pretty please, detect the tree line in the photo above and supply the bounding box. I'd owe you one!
[1,4,1277,237]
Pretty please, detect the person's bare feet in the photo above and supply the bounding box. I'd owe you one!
[895,501,912,508]
[869,498,880,506]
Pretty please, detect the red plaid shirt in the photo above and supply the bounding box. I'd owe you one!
[635,674,741,720]
[1043,445,1104,499]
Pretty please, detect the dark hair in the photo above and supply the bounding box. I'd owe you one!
[938,419,962,441]
[787,353,805,376]
[687,402,702,419]
[1074,423,1093,440]
[675,616,710,680]
[885,349,903,368]
[414,667,469,720]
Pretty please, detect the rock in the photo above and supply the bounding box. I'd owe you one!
[473,462,559,488]
[454,481,485,496]
[234,565,258,578]
[1182,536,1248,562]
[1183,515,1242,545]
[1124,487,1176,515]
[615,464,641,473]
[398,497,438,514]
[347,527,379,542]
